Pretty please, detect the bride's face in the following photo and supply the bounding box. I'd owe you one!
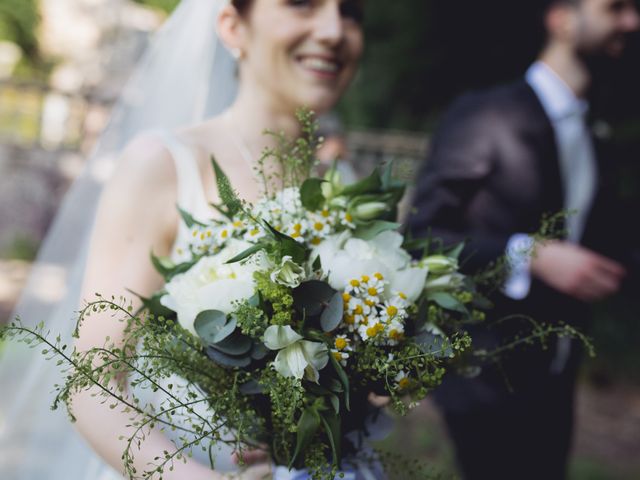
[237,0,364,113]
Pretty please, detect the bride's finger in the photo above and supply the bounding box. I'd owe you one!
[232,448,270,465]
[368,392,391,407]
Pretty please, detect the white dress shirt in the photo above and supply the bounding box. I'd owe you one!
[503,61,599,300]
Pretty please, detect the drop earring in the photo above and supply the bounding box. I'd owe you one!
[231,47,244,60]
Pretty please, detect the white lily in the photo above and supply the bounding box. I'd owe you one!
[263,325,329,383]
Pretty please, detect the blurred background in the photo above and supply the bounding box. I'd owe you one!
[0,0,638,478]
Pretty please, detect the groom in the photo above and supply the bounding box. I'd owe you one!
[408,0,640,478]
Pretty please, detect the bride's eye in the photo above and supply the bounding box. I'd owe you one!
[340,0,364,23]
[287,0,312,8]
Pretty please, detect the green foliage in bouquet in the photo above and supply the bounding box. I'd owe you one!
[1,110,592,480]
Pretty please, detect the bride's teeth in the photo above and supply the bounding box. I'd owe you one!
[300,57,339,73]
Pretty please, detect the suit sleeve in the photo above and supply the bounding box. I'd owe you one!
[406,94,512,272]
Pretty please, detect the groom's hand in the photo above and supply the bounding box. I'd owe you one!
[531,241,627,302]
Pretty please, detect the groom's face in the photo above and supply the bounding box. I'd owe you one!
[572,0,640,58]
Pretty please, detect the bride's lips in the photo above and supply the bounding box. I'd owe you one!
[295,54,343,80]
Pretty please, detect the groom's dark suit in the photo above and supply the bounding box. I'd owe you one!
[407,79,638,480]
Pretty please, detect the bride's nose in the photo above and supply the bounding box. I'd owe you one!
[313,1,345,46]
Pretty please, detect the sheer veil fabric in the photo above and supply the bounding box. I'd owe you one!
[0,1,237,477]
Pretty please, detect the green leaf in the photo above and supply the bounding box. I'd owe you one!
[329,353,350,411]
[211,332,252,355]
[329,394,340,414]
[239,379,264,395]
[446,242,466,260]
[205,347,251,368]
[263,221,308,264]
[293,281,336,316]
[340,169,382,196]
[177,205,207,228]
[354,221,401,241]
[415,330,454,358]
[128,290,175,318]
[150,252,199,281]
[300,178,326,211]
[428,292,468,314]
[226,244,265,264]
[250,342,269,360]
[319,410,341,465]
[289,407,321,469]
[320,292,344,332]
[211,155,243,218]
[194,310,228,345]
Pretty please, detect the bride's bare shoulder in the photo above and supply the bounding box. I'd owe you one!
[107,131,177,194]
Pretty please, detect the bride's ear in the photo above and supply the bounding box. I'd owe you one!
[217,5,247,60]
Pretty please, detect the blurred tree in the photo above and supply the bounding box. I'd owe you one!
[0,0,40,58]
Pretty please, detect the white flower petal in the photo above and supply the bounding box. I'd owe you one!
[263,325,304,350]
[390,267,428,302]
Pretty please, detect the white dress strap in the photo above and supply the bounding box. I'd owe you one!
[152,130,212,262]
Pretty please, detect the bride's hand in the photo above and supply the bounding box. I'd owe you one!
[231,448,269,465]
[368,392,391,408]
[221,463,272,480]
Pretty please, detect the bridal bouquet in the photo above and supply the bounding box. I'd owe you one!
[2,112,584,479]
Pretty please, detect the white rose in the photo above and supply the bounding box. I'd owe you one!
[314,231,428,302]
[161,240,270,335]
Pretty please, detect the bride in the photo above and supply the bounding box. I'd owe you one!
[1,0,367,479]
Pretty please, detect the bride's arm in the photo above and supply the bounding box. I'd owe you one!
[72,136,269,480]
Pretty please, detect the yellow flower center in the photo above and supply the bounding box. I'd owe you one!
[365,300,375,307]
[350,279,360,288]
[374,272,384,281]
[398,378,411,389]
[354,305,364,315]
[386,305,398,317]
[333,352,343,362]
[342,293,352,302]
[375,323,385,333]
[233,221,243,228]
[221,230,229,239]
[367,287,378,296]
[250,228,260,236]
[361,275,370,283]
[345,213,353,222]
[311,237,322,246]
[291,232,301,239]
[293,223,303,232]
[389,329,402,340]
[366,326,378,338]
[398,292,407,300]
[314,222,324,231]
[321,209,330,218]
[345,315,355,325]
[335,338,347,350]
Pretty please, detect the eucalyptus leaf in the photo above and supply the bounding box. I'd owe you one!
[293,281,336,316]
[415,330,454,358]
[250,342,269,360]
[289,407,321,469]
[194,310,228,345]
[239,379,264,395]
[206,347,251,368]
[300,178,326,211]
[212,317,237,343]
[320,292,344,332]
[211,332,253,356]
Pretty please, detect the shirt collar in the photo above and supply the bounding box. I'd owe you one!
[525,61,589,121]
